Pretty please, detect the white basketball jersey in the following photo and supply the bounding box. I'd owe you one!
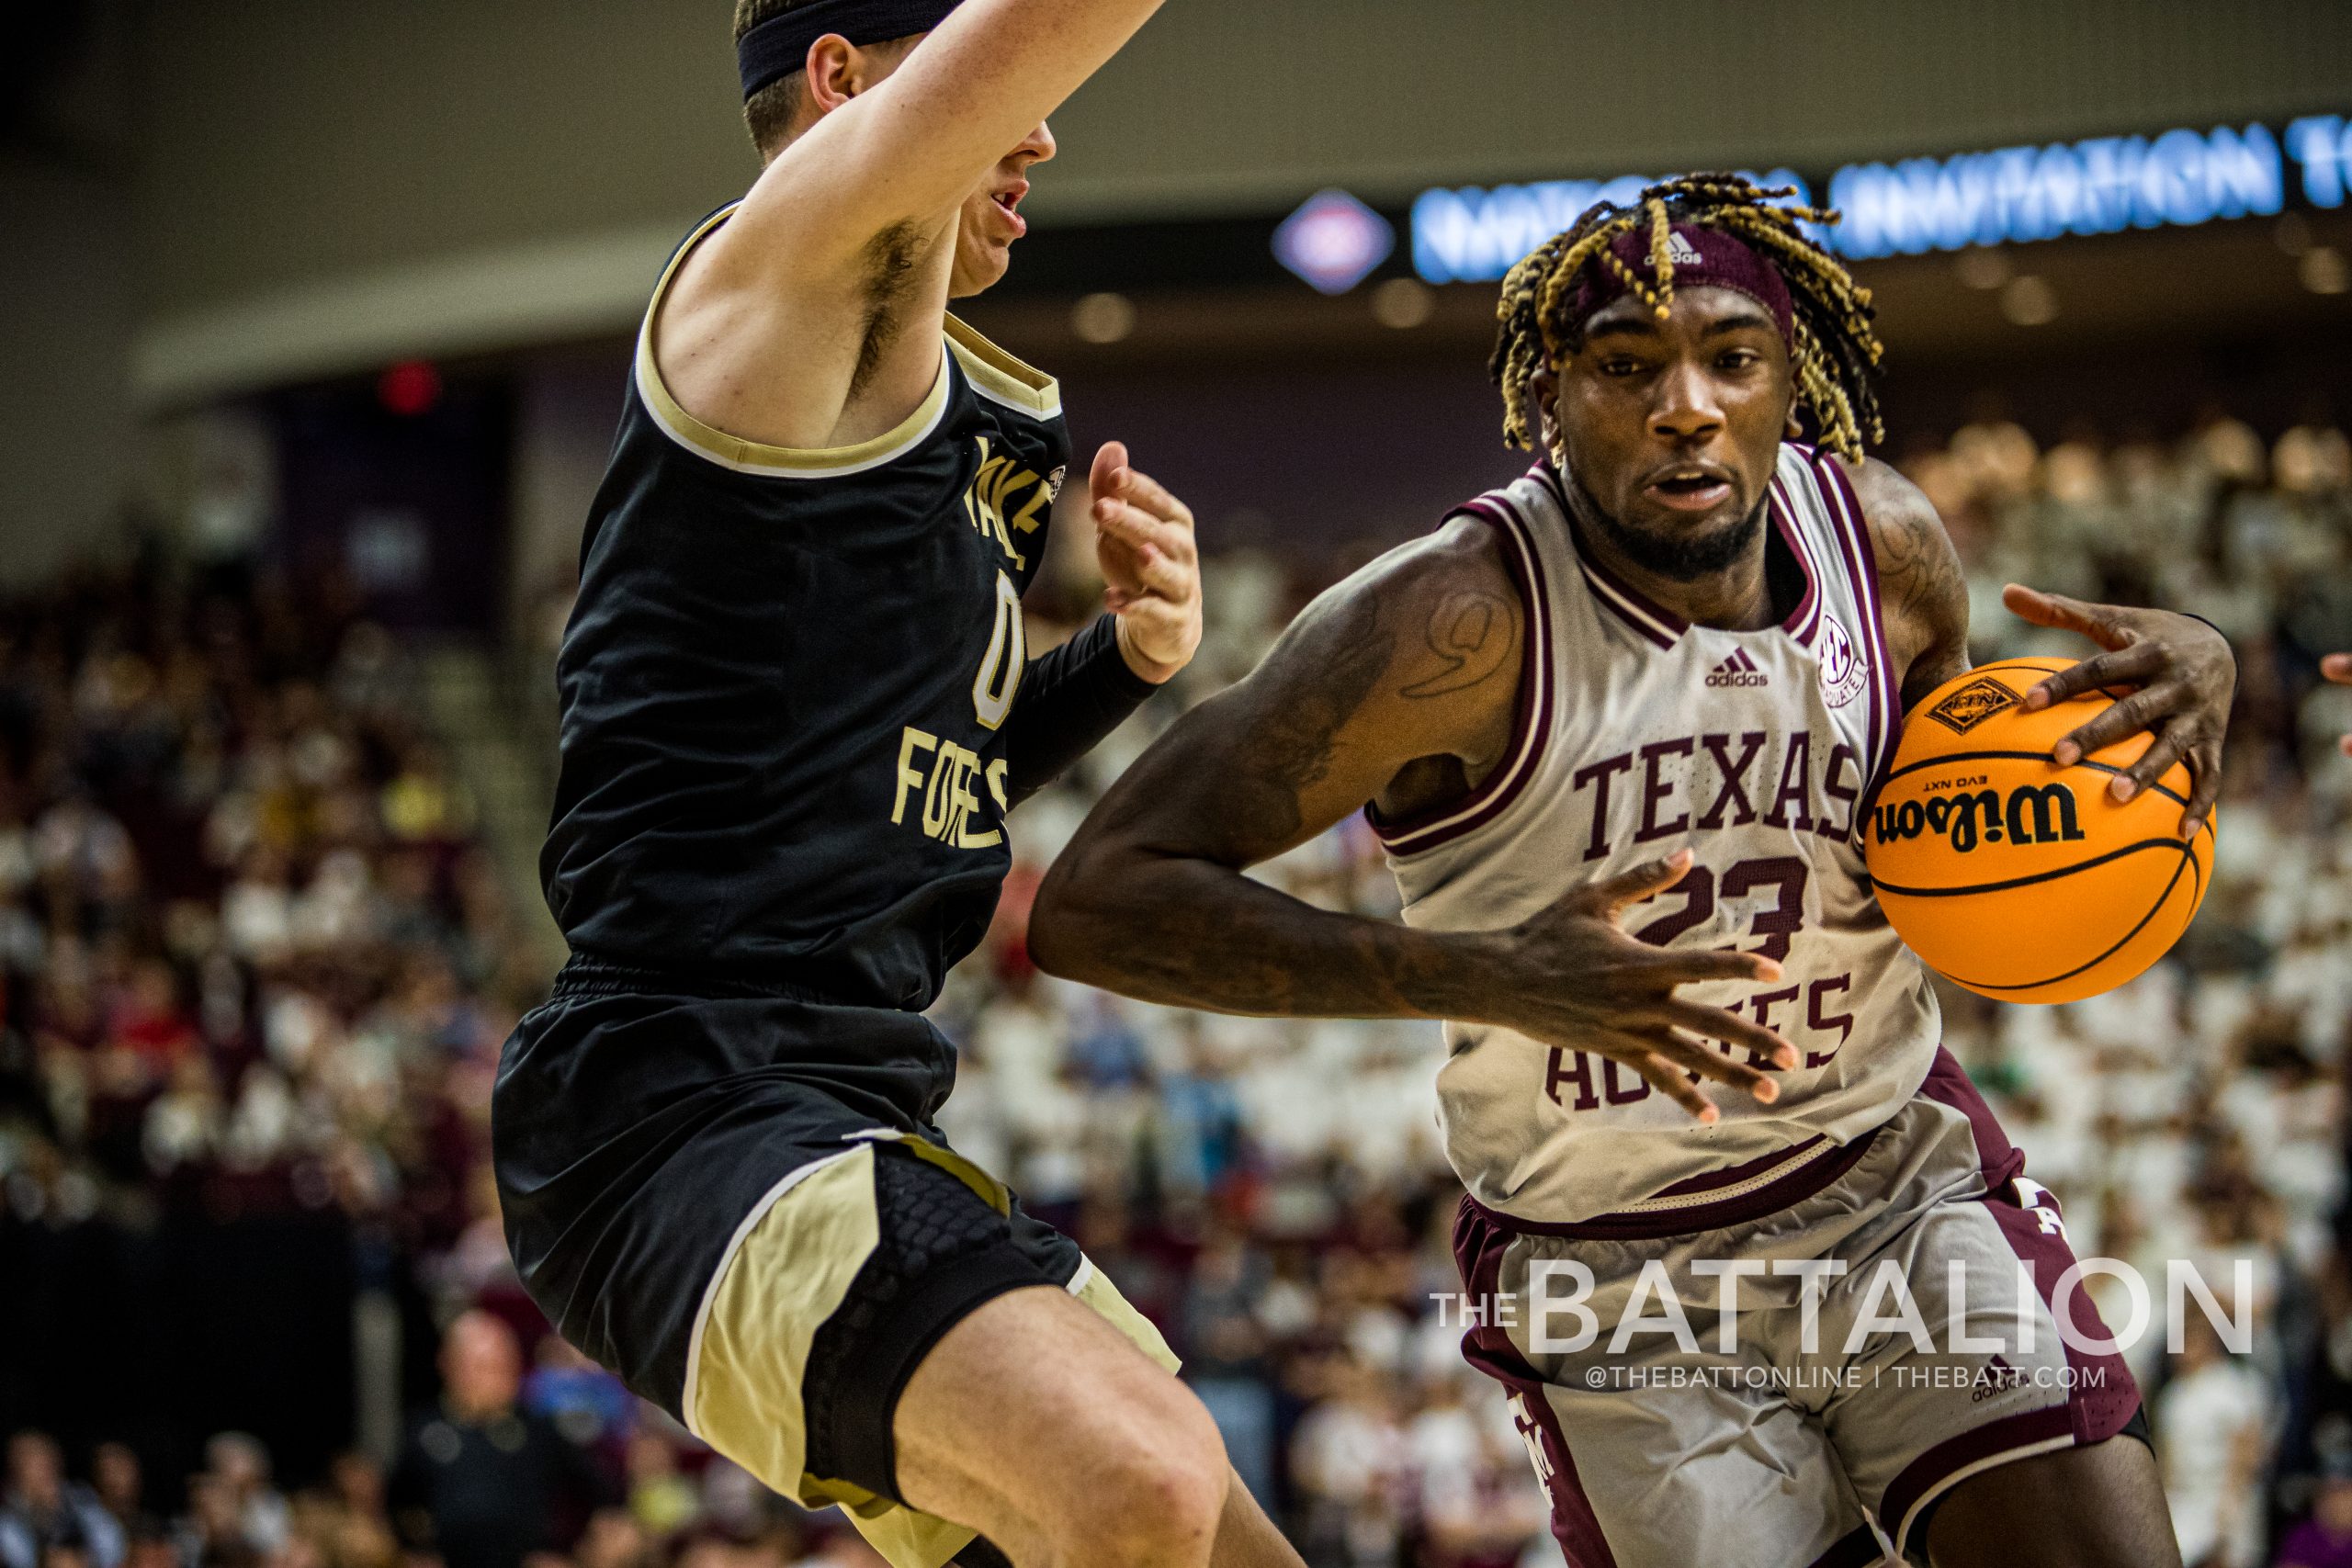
[1378,446,1939,1224]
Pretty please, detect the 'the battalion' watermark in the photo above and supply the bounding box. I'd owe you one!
[1571,1362,2109,1393]
[1430,1257,2252,1358]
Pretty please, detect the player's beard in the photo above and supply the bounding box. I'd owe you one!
[1574,470,1767,582]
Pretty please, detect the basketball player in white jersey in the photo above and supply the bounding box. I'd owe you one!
[1031,177,2238,1567]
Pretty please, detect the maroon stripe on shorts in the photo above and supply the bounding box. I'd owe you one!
[1921,1046,2136,1433]
[1880,1403,2075,1549]
[1465,1127,1878,1242]
[1452,1196,1621,1568]
[1883,1046,2142,1554]
[1914,1047,2026,1193]
[1989,1190,2141,1444]
[1652,1134,1827,1199]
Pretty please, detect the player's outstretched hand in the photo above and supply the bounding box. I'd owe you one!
[1482,850,1795,1124]
[1090,441,1202,684]
[2326,654,2352,760]
[2002,584,2234,840]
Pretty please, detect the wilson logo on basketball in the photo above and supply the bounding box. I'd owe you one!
[1706,649,1768,688]
[1925,675,2020,735]
[1867,660,2215,1007]
[1868,783,2086,853]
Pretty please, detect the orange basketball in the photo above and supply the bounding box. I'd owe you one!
[1863,658,2216,1005]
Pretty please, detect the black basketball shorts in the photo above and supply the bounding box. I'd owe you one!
[492,963,1176,1568]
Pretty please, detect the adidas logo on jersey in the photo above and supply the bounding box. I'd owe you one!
[1972,1353,2030,1402]
[1705,649,1768,688]
[1668,231,1703,265]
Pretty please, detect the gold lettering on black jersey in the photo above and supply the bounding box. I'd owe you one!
[890,725,1011,849]
[962,435,1056,572]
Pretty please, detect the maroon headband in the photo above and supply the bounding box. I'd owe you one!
[1566,223,1795,345]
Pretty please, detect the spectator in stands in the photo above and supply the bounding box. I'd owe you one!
[1290,1351,1407,1567]
[621,1434,697,1545]
[198,1437,286,1562]
[572,1509,651,1568]
[168,1474,250,1568]
[0,1435,120,1568]
[2278,1471,2352,1568]
[788,1530,886,1568]
[2161,1318,2273,1568]
[299,1455,396,1568]
[388,1314,607,1568]
[85,1448,148,1544]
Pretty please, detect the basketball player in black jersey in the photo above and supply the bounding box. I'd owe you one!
[492,5,1301,1567]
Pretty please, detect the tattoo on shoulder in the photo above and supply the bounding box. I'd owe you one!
[1872,494,1965,643]
[1402,590,1520,699]
[1224,595,1395,840]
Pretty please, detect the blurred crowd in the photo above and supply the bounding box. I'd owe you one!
[4,405,2351,1568]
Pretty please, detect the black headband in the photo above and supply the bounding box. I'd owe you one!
[738,0,964,100]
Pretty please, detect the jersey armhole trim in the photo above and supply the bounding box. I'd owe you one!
[944,315,1063,420]
[1767,446,1826,642]
[1812,450,1905,809]
[633,203,954,479]
[1371,490,1555,856]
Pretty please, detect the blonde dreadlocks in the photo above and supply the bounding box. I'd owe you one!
[1492,174,1886,463]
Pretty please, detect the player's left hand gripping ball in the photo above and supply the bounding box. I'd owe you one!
[2002,584,2236,840]
[1091,441,1203,684]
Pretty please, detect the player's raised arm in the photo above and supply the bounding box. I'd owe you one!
[725,0,1162,279]
[1029,526,1796,1122]
[654,1,1165,455]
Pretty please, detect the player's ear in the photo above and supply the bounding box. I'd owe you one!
[804,35,863,114]
[1533,367,1563,456]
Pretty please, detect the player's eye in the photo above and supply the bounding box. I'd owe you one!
[1600,357,1645,378]
[1719,349,1762,370]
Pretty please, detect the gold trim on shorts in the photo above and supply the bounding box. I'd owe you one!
[685,1134,1176,1568]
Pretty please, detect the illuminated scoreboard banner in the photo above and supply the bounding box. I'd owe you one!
[1408,112,2352,286]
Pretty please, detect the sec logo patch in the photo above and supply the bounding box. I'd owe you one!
[1817,612,1868,708]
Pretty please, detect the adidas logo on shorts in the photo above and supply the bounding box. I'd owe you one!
[1706,649,1768,688]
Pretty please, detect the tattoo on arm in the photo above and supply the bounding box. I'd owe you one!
[1402,590,1518,699]
[1855,460,1971,706]
[1875,507,1964,637]
[1215,594,1395,846]
[1032,536,1519,1021]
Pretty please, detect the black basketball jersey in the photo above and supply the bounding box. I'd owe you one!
[542,203,1072,1011]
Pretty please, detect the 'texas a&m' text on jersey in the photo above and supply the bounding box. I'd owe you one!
[1379,448,1940,1223]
